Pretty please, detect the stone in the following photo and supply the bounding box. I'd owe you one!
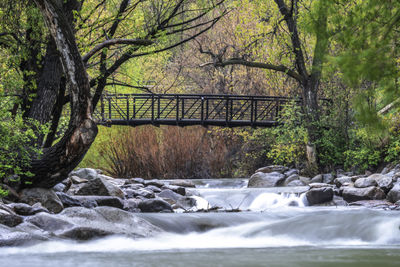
[387,183,400,203]
[123,199,141,213]
[76,177,124,198]
[255,165,289,174]
[299,176,311,185]
[309,183,333,188]
[72,196,124,209]
[354,177,377,188]
[56,192,84,208]
[138,199,173,212]
[70,168,98,181]
[371,174,394,192]
[342,186,386,202]
[134,188,155,199]
[176,197,197,210]
[161,185,186,196]
[7,203,48,216]
[306,187,334,205]
[310,174,323,183]
[0,208,23,227]
[122,183,144,190]
[144,180,165,188]
[146,185,162,193]
[0,184,20,202]
[322,173,335,184]
[52,183,66,192]
[287,180,305,187]
[158,189,183,202]
[334,176,353,187]
[123,189,137,199]
[284,174,300,186]
[129,178,145,184]
[248,172,286,188]
[58,227,112,240]
[168,180,196,188]
[19,188,64,214]
[70,175,88,184]
[284,169,299,177]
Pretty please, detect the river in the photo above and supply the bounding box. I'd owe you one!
[1,179,399,266]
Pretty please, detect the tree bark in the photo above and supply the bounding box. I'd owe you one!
[25,0,97,188]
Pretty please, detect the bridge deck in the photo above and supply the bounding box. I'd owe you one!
[95,93,319,127]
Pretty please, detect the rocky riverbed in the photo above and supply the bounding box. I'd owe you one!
[1,165,400,247]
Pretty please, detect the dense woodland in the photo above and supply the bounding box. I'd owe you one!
[0,0,400,192]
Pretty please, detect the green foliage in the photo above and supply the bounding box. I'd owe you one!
[0,100,46,184]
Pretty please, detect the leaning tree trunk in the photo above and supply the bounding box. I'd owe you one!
[24,0,98,188]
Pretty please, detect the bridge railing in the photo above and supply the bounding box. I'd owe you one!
[96,93,309,127]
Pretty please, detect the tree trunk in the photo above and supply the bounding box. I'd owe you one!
[24,0,98,188]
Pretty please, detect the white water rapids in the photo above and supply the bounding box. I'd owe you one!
[1,178,400,267]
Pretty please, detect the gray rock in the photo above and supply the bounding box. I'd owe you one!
[76,177,124,198]
[310,174,323,183]
[354,177,377,188]
[70,175,88,184]
[144,180,165,188]
[158,189,183,202]
[248,172,286,188]
[146,185,162,193]
[7,203,48,216]
[287,180,305,187]
[284,174,300,186]
[0,225,46,247]
[19,188,64,213]
[123,189,136,199]
[123,183,145,190]
[334,176,353,187]
[70,168,99,181]
[299,176,311,185]
[387,183,400,203]
[72,196,124,209]
[161,185,186,196]
[342,186,386,202]
[175,197,197,210]
[52,183,66,192]
[309,183,333,188]
[128,178,145,184]
[255,165,289,174]
[306,187,334,205]
[371,174,394,192]
[169,180,196,188]
[0,208,23,227]
[322,173,335,184]
[135,188,155,199]
[123,199,141,213]
[284,169,299,177]
[349,200,393,209]
[58,227,112,240]
[56,192,84,207]
[138,199,173,212]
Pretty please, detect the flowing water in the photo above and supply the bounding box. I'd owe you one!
[1,179,400,266]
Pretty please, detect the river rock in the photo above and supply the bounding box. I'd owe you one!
[299,176,311,185]
[138,199,173,212]
[248,172,285,188]
[52,183,66,192]
[387,183,400,203]
[0,208,23,227]
[256,165,289,174]
[146,185,162,193]
[306,187,334,205]
[123,199,141,213]
[134,188,155,199]
[334,176,353,187]
[70,168,99,181]
[287,180,305,187]
[75,177,124,198]
[56,192,85,208]
[169,180,196,188]
[161,185,186,196]
[19,188,64,214]
[354,177,377,188]
[7,203,48,216]
[284,169,299,177]
[144,180,165,188]
[322,173,335,184]
[310,174,323,183]
[0,225,47,247]
[128,178,145,184]
[372,174,394,192]
[70,175,88,184]
[158,189,183,203]
[349,200,393,209]
[72,196,124,209]
[284,174,300,186]
[58,227,112,240]
[342,186,386,202]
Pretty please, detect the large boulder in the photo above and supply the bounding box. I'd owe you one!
[7,203,48,216]
[284,174,300,186]
[161,185,186,196]
[248,172,285,188]
[75,177,124,198]
[306,187,334,205]
[287,180,305,187]
[342,186,386,202]
[0,206,23,227]
[354,177,377,188]
[255,165,288,174]
[19,188,64,213]
[334,176,354,187]
[387,183,400,203]
[138,199,173,212]
[371,174,394,192]
[310,174,323,183]
[72,196,124,209]
[322,173,335,184]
